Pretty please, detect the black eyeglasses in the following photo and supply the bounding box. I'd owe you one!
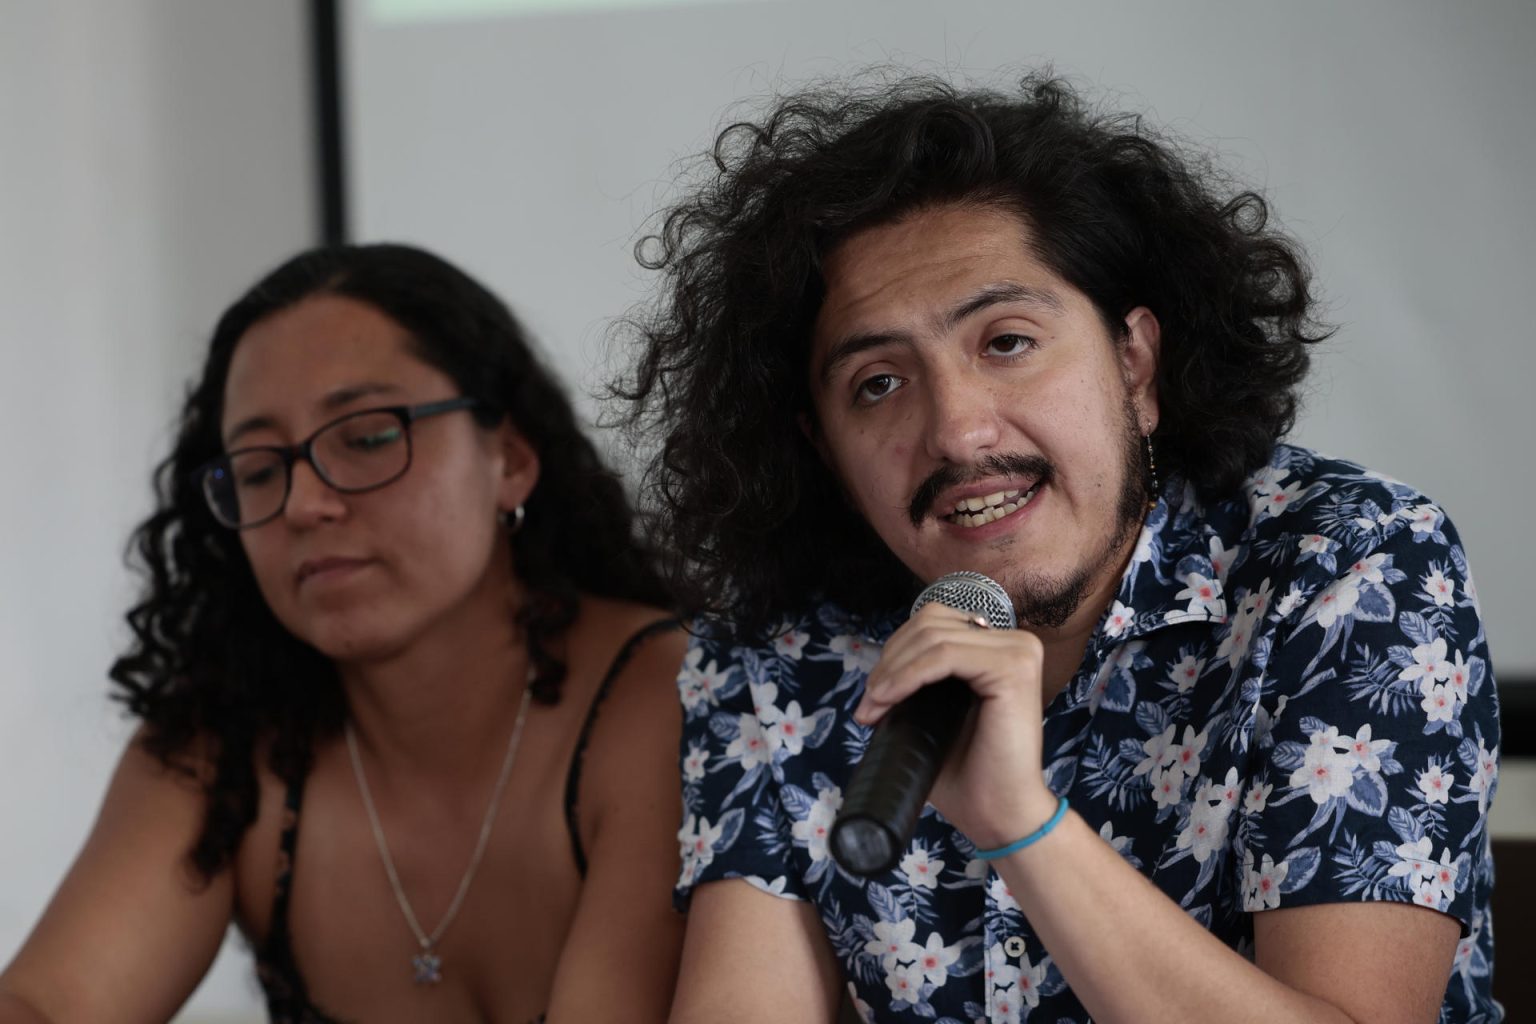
[197,397,481,529]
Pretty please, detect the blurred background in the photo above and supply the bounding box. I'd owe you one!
[2,1,1531,1019]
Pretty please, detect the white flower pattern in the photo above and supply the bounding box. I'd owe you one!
[674,446,1499,1022]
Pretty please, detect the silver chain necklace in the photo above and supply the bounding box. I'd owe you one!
[345,683,533,985]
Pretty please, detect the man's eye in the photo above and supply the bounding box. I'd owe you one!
[986,334,1036,357]
[854,374,903,405]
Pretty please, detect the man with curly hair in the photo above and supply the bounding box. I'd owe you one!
[621,73,1501,1022]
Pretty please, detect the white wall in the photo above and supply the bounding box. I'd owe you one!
[0,3,314,1020]
[342,0,1536,680]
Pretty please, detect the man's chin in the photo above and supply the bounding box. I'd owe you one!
[1005,570,1093,631]
[1003,519,1147,632]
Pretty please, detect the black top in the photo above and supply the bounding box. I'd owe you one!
[254,618,679,1023]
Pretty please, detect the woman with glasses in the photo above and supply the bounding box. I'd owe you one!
[0,244,687,1023]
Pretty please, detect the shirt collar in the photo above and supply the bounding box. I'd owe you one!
[1088,476,1231,660]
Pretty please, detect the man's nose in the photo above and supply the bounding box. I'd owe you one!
[922,367,1002,464]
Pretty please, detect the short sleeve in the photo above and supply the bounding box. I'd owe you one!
[1238,504,1499,932]
[674,627,810,911]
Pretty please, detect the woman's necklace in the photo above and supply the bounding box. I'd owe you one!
[345,681,533,985]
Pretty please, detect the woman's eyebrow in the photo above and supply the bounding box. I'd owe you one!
[223,381,402,446]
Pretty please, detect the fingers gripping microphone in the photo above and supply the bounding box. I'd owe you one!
[830,571,1016,876]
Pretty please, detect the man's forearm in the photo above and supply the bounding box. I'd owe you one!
[994,809,1450,1024]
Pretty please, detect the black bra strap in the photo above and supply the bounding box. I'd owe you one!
[270,771,306,941]
[563,618,680,877]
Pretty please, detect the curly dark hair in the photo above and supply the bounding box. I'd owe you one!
[112,243,670,881]
[616,70,1332,638]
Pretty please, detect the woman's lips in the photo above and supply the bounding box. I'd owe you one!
[296,556,372,585]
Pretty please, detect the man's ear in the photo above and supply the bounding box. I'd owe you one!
[1121,306,1162,433]
[496,420,541,513]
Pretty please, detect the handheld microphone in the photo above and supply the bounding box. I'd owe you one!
[829,571,1016,876]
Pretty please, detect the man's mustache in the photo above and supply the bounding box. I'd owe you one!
[908,453,1054,527]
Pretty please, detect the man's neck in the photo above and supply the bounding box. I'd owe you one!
[1036,618,1099,705]
[1030,529,1143,704]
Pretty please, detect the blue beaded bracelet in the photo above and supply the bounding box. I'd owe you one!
[973,797,1070,860]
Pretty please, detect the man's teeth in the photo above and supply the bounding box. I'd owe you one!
[948,485,1040,528]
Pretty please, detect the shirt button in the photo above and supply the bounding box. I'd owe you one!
[1003,935,1026,958]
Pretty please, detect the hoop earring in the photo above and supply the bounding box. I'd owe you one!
[501,504,525,535]
[1143,434,1160,508]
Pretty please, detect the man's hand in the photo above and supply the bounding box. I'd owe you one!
[854,602,1058,848]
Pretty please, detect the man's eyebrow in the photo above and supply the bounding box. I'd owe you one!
[817,281,1065,388]
[817,330,912,390]
[939,281,1064,331]
[223,381,402,447]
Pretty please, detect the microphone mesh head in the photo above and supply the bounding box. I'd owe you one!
[910,571,1016,630]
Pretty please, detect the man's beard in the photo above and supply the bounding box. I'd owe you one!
[907,396,1150,630]
[1010,399,1149,629]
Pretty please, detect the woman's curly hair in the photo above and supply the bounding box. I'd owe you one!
[616,71,1332,639]
[112,243,670,881]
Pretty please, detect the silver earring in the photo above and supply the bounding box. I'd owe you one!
[501,505,525,535]
[1143,434,1160,504]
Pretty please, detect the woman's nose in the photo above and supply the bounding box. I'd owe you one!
[281,457,348,526]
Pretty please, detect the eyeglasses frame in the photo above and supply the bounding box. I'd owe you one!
[197,396,482,530]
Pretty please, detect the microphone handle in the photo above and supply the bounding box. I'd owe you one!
[830,677,976,876]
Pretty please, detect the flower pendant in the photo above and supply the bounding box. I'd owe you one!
[412,949,443,985]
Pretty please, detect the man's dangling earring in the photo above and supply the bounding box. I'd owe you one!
[500,504,526,535]
[1143,433,1160,510]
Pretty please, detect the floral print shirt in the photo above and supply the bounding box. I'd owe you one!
[675,445,1502,1022]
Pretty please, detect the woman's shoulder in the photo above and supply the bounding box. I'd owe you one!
[576,593,681,634]
[570,595,686,689]
[565,596,686,785]
[95,726,219,838]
